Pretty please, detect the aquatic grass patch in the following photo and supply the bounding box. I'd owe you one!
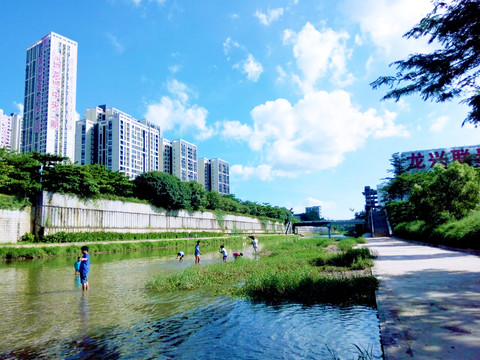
[147,260,254,295]
[148,237,378,305]
[313,248,375,270]
[244,271,378,305]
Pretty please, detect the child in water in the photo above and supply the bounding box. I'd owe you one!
[249,236,258,252]
[177,251,184,262]
[233,252,243,259]
[219,245,228,262]
[195,241,203,264]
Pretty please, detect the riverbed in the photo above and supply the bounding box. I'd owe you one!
[0,240,382,359]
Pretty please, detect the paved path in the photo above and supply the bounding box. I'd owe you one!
[363,237,480,359]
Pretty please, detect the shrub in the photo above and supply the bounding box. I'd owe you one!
[432,211,480,248]
[20,233,35,242]
[393,220,429,241]
[40,231,225,243]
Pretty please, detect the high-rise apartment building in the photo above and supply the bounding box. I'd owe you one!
[171,139,197,182]
[0,109,12,150]
[197,158,211,190]
[0,109,22,152]
[160,138,172,174]
[22,32,77,160]
[75,105,161,179]
[210,158,230,194]
[197,157,230,195]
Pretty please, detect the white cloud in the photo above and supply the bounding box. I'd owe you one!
[254,8,284,25]
[430,115,449,132]
[106,33,125,54]
[169,65,181,74]
[221,120,252,140]
[167,78,190,103]
[13,101,24,115]
[129,0,166,5]
[230,164,294,182]
[145,79,214,140]
[224,37,263,81]
[234,54,263,82]
[348,0,433,59]
[223,37,240,58]
[222,90,409,179]
[283,22,353,91]
[276,65,287,83]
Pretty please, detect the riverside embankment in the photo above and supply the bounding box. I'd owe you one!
[363,237,480,359]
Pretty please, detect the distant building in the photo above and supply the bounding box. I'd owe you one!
[197,158,230,194]
[210,158,230,194]
[75,105,161,179]
[159,138,172,174]
[198,158,211,190]
[294,205,322,221]
[22,32,77,160]
[10,113,22,152]
[171,139,197,182]
[0,110,22,152]
[0,109,11,150]
[305,206,322,219]
[363,186,378,211]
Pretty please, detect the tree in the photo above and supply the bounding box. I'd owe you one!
[0,149,42,199]
[42,164,100,198]
[184,181,207,211]
[81,164,134,197]
[382,171,429,202]
[133,172,188,211]
[371,0,480,125]
[409,161,480,224]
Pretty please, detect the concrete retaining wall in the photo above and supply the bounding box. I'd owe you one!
[0,208,33,243]
[37,192,284,236]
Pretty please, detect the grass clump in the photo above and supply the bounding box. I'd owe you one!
[147,237,378,305]
[313,248,375,270]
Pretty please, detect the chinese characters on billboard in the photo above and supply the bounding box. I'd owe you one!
[399,145,480,173]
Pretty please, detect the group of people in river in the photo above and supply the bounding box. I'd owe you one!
[73,246,90,291]
[73,236,259,290]
[176,235,259,264]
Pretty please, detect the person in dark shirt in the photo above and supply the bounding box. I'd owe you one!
[79,246,90,291]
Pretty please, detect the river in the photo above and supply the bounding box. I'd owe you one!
[0,240,382,359]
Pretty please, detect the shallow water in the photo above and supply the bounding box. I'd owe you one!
[0,241,382,359]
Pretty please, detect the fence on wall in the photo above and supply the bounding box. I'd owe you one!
[32,192,285,238]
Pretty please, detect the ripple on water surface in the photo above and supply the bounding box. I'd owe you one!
[0,246,382,359]
[22,297,381,360]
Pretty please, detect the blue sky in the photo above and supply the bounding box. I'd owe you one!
[1,0,479,219]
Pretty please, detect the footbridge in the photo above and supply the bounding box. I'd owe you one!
[292,219,366,238]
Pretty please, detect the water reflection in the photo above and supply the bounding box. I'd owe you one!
[0,240,382,359]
